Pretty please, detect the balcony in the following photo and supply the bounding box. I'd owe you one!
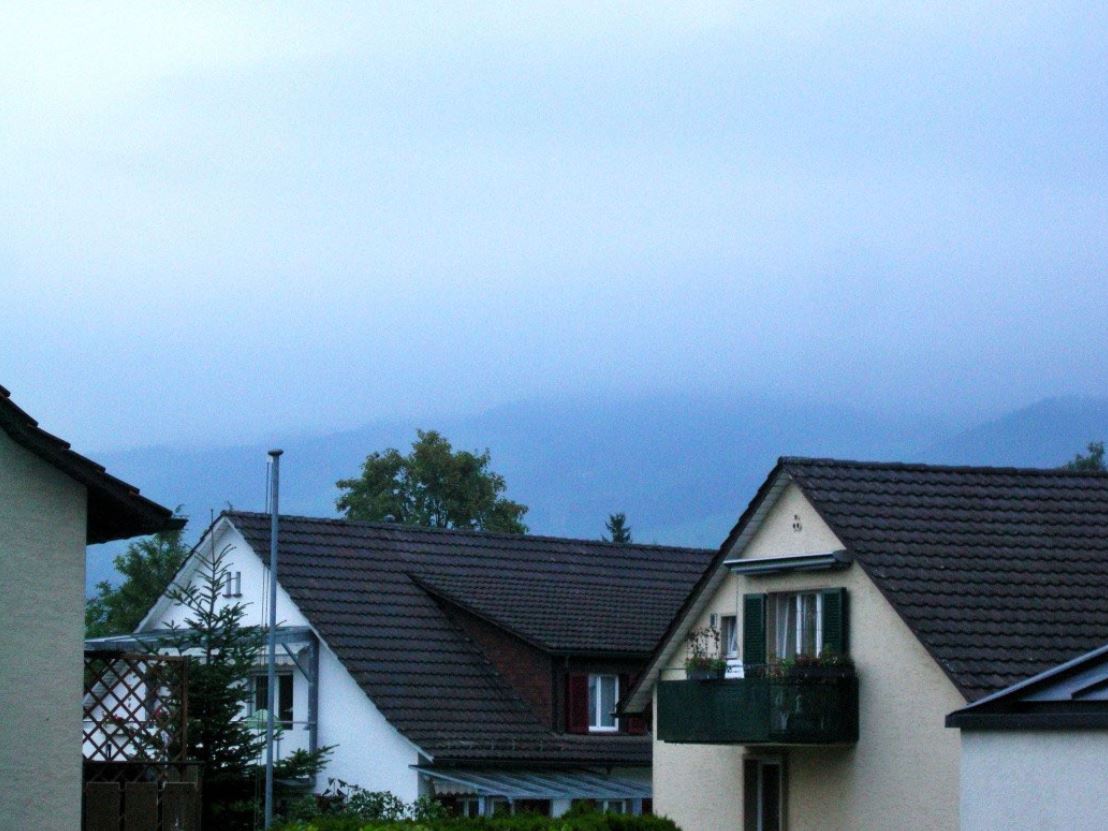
[656,672,859,745]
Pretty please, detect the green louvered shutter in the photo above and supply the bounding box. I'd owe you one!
[742,593,767,669]
[820,587,849,657]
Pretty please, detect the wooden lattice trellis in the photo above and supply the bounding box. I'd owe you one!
[83,651,189,769]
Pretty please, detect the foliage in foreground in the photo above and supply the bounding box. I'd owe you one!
[165,541,331,830]
[273,812,680,831]
[274,789,678,831]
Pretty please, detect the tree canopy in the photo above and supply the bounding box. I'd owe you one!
[336,430,528,534]
[1063,440,1106,471]
[86,524,190,637]
[604,512,632,543]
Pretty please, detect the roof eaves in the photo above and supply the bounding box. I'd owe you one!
[946,642,1108,728]
[0,385,183,543]
[782,458,975,702]
[621,461,792,714]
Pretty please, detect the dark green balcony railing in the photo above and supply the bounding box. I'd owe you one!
[656,673,859,745]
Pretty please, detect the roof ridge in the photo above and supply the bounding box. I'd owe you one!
[780,456,1108,478]
[225,510,715,553]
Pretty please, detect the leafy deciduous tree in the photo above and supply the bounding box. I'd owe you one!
[86,524,190,637]
[1063,441,1106,471]
[336,430,528,534]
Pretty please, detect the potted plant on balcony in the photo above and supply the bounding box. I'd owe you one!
[684,625,726,680]
[790,651,855,680]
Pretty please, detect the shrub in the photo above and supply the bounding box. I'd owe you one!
[272,810,681,831]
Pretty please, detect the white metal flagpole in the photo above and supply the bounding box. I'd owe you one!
[264,449,283,829]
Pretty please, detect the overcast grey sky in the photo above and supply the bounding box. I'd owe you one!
[3,2,1106,452]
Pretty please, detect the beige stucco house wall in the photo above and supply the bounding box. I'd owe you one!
[0,387,180,831]
[652,482,965,831]
[0,429,88,831]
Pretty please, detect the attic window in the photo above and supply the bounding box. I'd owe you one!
[222,571,242,599]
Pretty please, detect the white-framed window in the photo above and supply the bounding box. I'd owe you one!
[771,592,823,660]
[252,672,294,728]
[222,570,242,598]
[587,674,619,732]
[721,614,738,658]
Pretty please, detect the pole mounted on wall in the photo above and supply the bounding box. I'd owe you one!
[264,449,283,830]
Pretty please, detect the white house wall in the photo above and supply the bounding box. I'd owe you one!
[316,638,422,800]
[653,482,965,831]
[960,731,1108,831]
[150,522,313,633]
[0,429,88,831]
[145,521,422,798]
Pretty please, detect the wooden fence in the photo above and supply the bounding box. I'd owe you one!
[83,651,200,830]
[84,765,201,831]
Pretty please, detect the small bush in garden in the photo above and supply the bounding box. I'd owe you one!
[272,808,682,831]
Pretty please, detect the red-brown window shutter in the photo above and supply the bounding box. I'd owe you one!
[565,673,589,733]
[620,673,647,734]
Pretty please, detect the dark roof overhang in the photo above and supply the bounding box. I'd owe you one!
[1,385,184,543]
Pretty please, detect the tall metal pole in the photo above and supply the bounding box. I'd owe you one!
[264,450,283,829]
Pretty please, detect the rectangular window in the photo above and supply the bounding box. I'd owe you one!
[587,674,618,731]
[721,614,738,658]
[253,673,294,728]
[222,571,242,598]
[770,592,823,660]
[743,758,783,831]
[455,797,481,818]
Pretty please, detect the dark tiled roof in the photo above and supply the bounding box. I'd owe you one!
[0,385,183,543]
[781,458,1108,701]
[228,512,712,764]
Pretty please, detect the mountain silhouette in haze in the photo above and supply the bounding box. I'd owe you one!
[919,396,1108,468]
[86,392,1108,591]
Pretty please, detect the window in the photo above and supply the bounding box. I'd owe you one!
[253,673,294,728]
[455,797,481,818]
[770,592,823,660]
[222,570,242,598]
[571,799,627,815]
[742,588,849,668]
[721,614,738,658]
[588,674,618,732]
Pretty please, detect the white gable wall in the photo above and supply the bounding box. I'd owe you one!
[653,481,965,831]
[144,520,422,799]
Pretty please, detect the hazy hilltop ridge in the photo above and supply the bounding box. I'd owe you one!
[921,397,1108,467]
[87,393,1108,590]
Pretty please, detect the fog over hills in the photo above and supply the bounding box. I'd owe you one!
[86,393,1108,591]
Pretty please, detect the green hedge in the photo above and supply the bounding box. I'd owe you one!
[273,814,681,831]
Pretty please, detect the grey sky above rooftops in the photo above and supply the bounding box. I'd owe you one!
[3,3,1107,452]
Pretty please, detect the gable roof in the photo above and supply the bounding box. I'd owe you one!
[947,641,1108,729]
[226,511,714,765]
[626,456,1108,712]
[0,385,183,543]
[784,458,1108,701]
